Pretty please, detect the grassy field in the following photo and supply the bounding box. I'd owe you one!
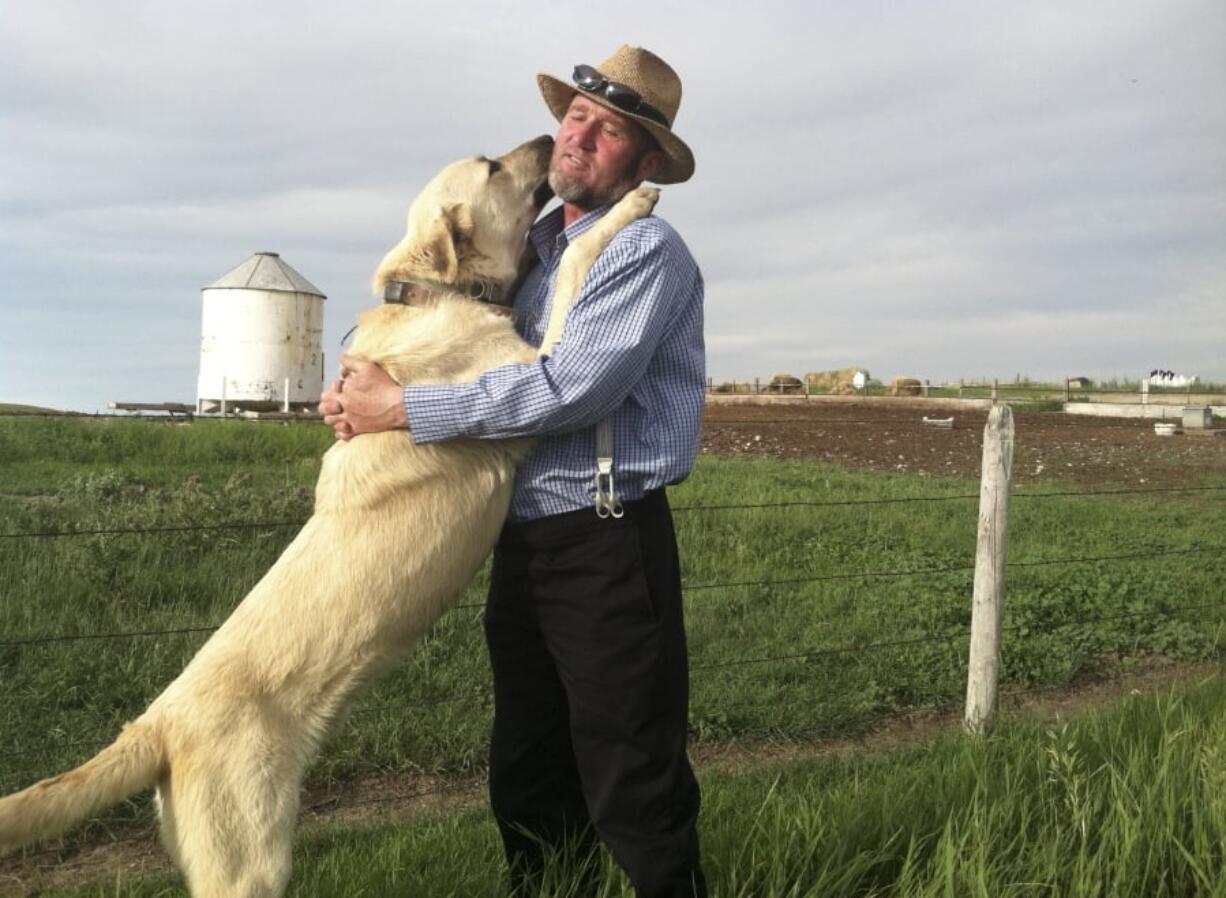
[1,415,1224,887]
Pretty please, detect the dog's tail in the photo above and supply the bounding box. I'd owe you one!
[0,718,164,853]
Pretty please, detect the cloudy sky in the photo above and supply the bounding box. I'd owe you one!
[2,0,1223,411]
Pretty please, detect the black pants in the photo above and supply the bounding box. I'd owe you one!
[484,489,706,898]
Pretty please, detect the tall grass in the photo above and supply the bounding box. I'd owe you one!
[35,677,1226,897]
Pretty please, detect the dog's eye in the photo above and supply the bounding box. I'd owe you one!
[487,159,502,176]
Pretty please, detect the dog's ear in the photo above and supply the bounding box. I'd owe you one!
[421,203,473,283]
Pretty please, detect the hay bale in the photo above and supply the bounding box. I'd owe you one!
[768,373,804,395]
[888,377,922,396]
[712,382,752,394]
[805,367,869,393]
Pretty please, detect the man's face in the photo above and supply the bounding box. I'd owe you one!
[549,95,661,210]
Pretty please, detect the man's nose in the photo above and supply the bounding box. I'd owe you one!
[567,121,599,149]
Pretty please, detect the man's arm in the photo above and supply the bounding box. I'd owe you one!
[405,221,698,444]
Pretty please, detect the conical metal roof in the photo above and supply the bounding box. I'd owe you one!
[204,251,325,298]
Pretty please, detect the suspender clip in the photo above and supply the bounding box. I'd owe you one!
[594,419,623,518]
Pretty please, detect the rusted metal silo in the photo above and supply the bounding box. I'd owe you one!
[196,252,325,413]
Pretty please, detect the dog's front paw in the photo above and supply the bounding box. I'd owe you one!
[620,186,660,220]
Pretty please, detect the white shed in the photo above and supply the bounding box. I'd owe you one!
[196,252,325,413]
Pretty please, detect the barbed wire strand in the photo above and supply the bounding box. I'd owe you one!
[14,595,1223,767]
[6,483,1221,542]
[682,543,1223,594]
[6,543,1222,649]
[0,625,220,648]
[0,520,305,539]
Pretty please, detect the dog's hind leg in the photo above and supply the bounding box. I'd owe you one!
[158,751,299,898]
[538,186,660,358]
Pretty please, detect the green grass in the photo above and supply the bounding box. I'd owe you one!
[32,676,1226,897]
[1,417,1223,831]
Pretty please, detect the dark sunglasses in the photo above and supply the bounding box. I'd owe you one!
[571,64,669,128]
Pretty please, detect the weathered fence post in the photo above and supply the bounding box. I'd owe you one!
[991,378,998,403]
[1064,377,1070,403]
[754,377,760,395]
[964,404,1014,736]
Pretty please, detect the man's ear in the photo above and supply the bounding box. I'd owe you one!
[421,203,472,282]
[635,149,665,184]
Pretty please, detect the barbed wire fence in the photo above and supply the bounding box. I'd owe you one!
[1,408,1224,864]
[5,374,1224,421]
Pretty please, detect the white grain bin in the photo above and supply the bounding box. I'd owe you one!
[196,252,325,413]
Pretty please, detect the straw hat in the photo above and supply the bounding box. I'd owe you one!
[537,45,695,184]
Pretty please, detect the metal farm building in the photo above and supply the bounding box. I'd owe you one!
[196,252,325,413]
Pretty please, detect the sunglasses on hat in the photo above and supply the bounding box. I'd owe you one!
[572,64,669,128]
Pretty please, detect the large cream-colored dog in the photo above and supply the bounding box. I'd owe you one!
[0,135,659,898]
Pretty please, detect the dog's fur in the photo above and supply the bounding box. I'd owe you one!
[0,135,659,898]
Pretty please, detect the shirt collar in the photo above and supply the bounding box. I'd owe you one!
[528,204,613,265]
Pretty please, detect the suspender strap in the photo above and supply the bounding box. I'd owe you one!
[593,418,623,519]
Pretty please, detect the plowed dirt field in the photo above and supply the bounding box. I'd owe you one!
[701,400,1226,487]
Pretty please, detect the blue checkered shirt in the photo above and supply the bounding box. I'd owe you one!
[402,204,705,522]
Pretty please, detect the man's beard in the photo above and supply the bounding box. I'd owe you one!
[548,167,640,211]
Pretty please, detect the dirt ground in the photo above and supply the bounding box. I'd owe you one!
[701,399,1226,487]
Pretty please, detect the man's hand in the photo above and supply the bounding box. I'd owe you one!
[318,354,407,441]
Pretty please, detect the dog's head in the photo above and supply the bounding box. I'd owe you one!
[372,135,554,295]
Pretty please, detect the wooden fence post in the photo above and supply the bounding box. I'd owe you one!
[991,378,998,403]
[964,404,1014,736]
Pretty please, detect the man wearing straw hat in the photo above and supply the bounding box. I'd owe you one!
[322,45,707,897]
